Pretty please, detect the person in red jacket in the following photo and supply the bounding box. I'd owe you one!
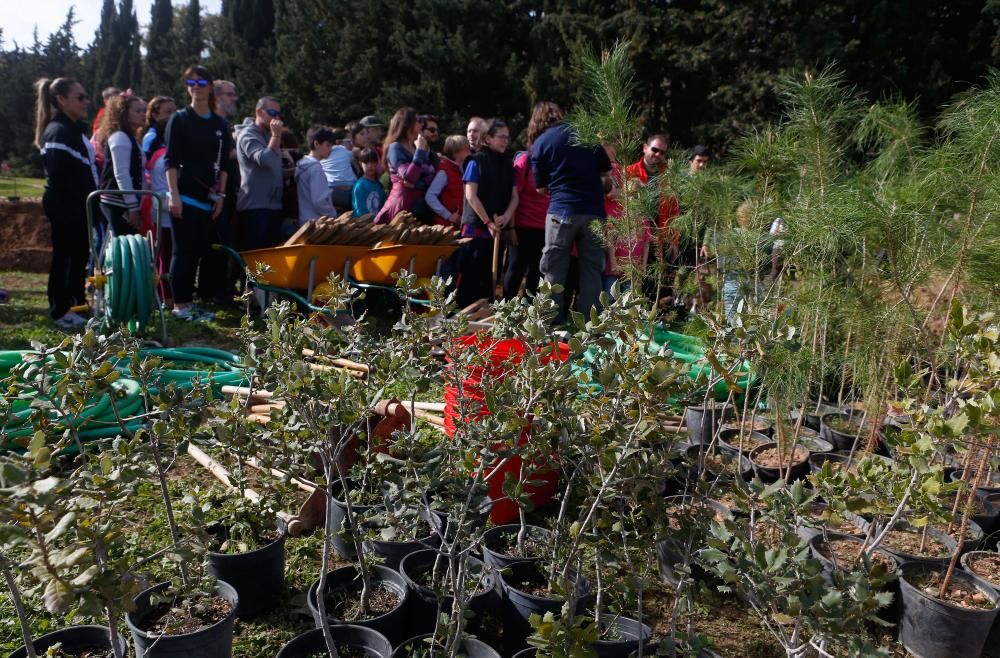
[625,134,681,305]
[425,134,471,227]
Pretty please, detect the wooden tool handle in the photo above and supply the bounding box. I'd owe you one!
[221,385,274,401]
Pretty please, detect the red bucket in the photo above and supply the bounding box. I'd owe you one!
[442,335,568,523]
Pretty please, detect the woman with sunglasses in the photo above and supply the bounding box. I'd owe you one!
[163,65,233,322]
[373,107,436,224]
[34,76,97,329]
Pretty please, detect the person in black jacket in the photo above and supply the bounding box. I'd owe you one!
[164,65,233,322]
[34,76,97,329]
[458,118,519,306]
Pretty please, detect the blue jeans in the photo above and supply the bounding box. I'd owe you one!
[540,213,605,324]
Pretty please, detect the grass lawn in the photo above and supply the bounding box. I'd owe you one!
[0,270,244,351]
[0,176,45,198]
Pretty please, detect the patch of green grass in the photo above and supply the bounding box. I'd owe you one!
[0,270,244,351]
[0,177,45,198]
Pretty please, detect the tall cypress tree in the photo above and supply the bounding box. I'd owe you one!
[86,0,118,96]
[112,0,142,90]
[175,0,204,68]
[144,0,174,93]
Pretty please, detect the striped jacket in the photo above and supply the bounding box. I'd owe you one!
[39,113,99,218]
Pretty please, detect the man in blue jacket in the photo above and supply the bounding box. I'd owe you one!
[530,121,611,323]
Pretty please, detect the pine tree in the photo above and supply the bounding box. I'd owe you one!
[144,0,174,94]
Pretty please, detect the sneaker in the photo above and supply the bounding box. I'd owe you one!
[171,305,215,323]
[53,311,87,329]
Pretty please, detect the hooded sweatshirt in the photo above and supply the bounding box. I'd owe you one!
[235,116,283,212]
[295,155,337,224]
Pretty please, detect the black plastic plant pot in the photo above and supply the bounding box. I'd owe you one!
[392,634,501,658]
[748,443,810,483]
[819,412,864,451]
[960,551,1000,656]
[125,580,239,658]
[952,469,1000,496]
[591,614,653,658]
[790,401,841,431]
[482,523,553,569]
[275,625,393,658]
[399,548,498,639]
[205,517,287,619]
[683,444,753,483]
[794,434,834,455]
[898,561,1000,658]
[499,561,591,655]
[307,564,411,647]
[362,511,444,571]
[329,479,379,558]
[684,403,734,445]
[853,519,964,566]
[7,625,127,658]
[808,532,900,579]
[717,429,771,453]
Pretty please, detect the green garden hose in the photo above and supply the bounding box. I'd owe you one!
[114,346,249,393]
[103,234,156,333]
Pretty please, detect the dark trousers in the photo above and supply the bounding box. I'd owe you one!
[238,208,284,252]
[45,210,89,319]
[502,226,544,300]
[456,237,495,307]
[540,213,605,324]
[171,205,216,305]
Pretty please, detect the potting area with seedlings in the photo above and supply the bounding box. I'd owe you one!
[2,43,1000,658]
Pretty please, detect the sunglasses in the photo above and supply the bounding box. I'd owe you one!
[425,127,439,133]
[76,93,90,102]
[649,146,667,156]
[186,79,210,88]
[263,108,281,118]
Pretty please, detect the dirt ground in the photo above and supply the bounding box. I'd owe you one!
[0,199,50,273]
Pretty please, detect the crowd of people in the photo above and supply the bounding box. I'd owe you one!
[32,65,715,330]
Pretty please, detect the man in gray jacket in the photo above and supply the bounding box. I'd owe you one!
[236,96,284,250]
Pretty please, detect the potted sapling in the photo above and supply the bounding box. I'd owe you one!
[251,287,407,654]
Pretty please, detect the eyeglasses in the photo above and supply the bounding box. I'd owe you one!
[492,133,510,140]
[425,127,439,133]
[649,146,667,156]
[263,108,281,118]
[186,79,209,88]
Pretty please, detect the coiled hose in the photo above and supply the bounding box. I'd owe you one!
[104,234,156,333]
[0,347,249,453]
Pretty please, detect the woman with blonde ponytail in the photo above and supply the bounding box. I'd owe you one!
[35,76,97,329]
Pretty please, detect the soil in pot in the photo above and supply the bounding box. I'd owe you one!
[207,523,280,554]
[752,445,808,468]
[881,528,951,559]
[912,570,995,609]
[720,416,772,436]
[482,524,553,568]
[325,583,403,622]
[965,551,1000,588]
[135,590,234,635]
[813,537,896,574]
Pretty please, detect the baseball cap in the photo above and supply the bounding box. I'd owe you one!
[359,115,384,128]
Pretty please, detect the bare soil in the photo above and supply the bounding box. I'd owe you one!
[914,570,995,609]
[721,417,771,434]
[805,507,865,536]
[966,553,1000,588]
[491,532,548,559]
[752,446,808,468]
[0,199,50,272]
[881,528,950,558]
[140,593,234,635]
[327,584,401,621]
[815,538,896,572]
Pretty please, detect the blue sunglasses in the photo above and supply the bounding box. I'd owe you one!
[186,79,209,88]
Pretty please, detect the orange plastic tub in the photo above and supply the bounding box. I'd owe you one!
[351,244,458,285]
[241,244,371,289]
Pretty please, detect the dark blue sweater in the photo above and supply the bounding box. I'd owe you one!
[529,122,611,218]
